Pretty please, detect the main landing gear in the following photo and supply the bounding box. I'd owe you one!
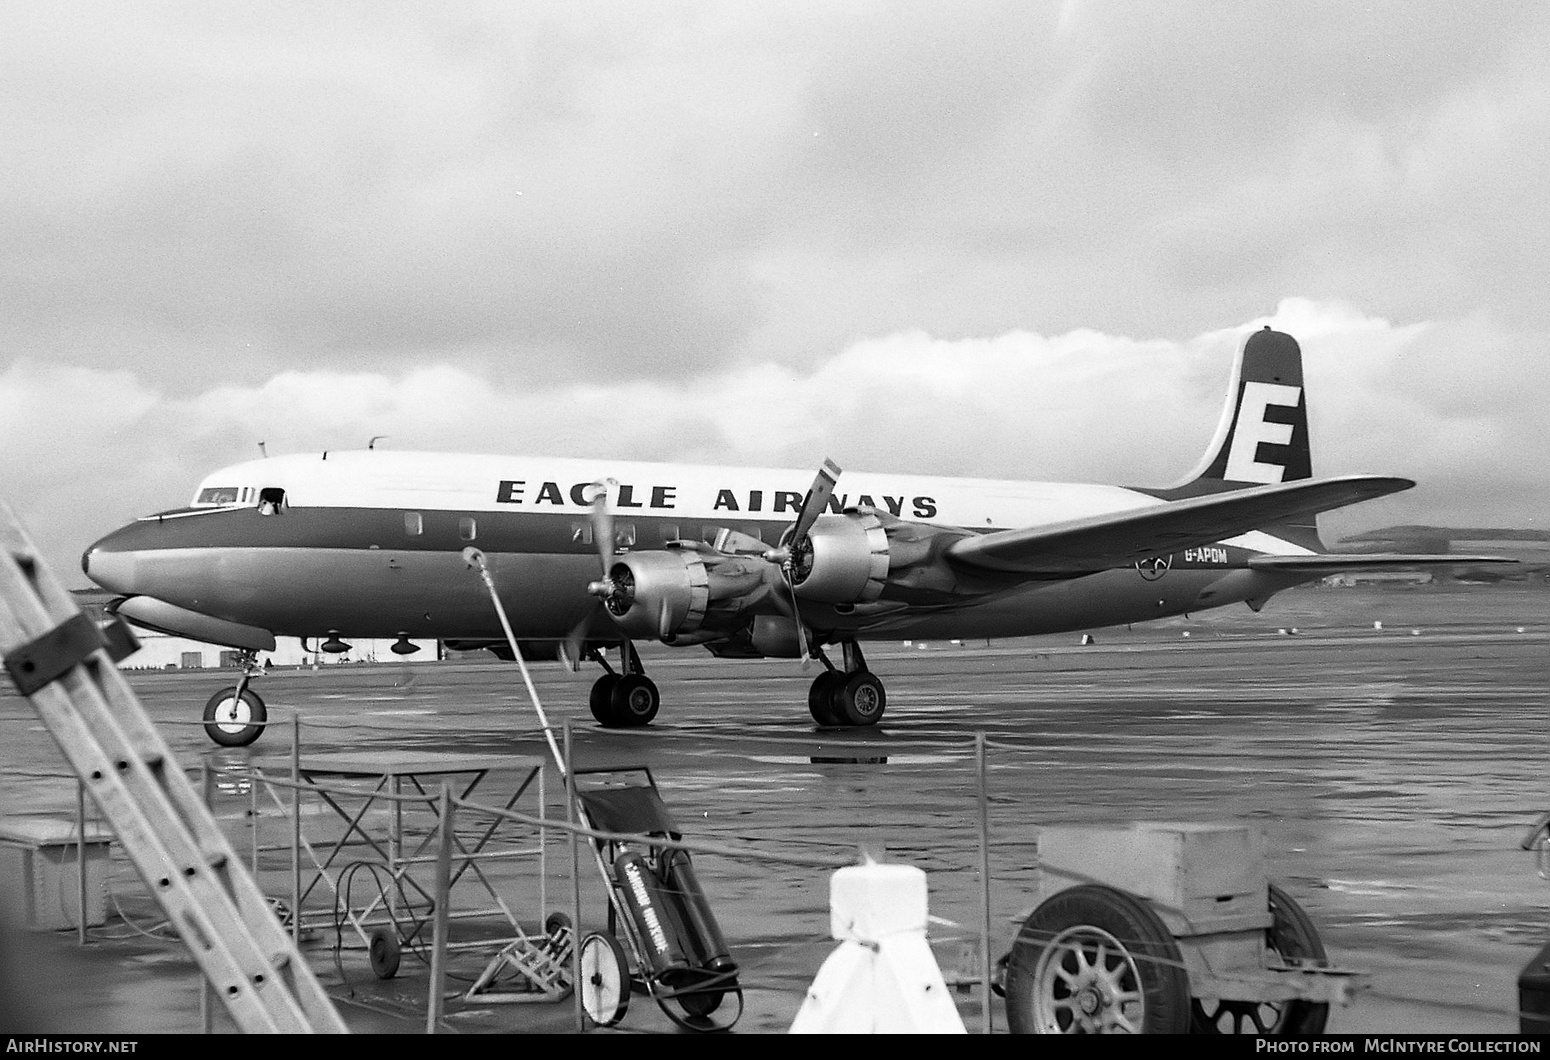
[588,641,661,729]
[807,642,886,728]
[202,649,268,748]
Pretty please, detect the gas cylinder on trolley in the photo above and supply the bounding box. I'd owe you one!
[614,850,694,981]
[657,846,737,974]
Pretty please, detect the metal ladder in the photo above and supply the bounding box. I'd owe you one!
[0,502,348,1033]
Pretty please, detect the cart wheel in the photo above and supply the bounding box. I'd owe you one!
[1191,883,1330,1034]
[579,932,630,1027]
[368,927,401,980]
[202,687,266,747]
[1004,884,1192,1034]
[658,971,744,1032]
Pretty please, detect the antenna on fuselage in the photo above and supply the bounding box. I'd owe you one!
[258,441,267,458]
[369,435,388,450]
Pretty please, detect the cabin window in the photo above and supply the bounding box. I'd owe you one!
[459,517,477,542]
[196,486,241,506]
[257,487,285,516]
[404,511,423,536]
[660,524,680,544]
[615,523,636,548]
[571,522,593,545]
[738,525,763,542]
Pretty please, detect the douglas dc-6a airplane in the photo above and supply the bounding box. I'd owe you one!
[82,327,1509,746]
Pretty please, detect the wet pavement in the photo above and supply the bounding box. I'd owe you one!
[1,585,1548,1035]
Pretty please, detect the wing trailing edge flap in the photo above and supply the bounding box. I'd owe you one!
[945,474,1415,576]
[1247,553,1518,574]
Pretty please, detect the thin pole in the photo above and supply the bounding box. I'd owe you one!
[976,732,994,1035]
[290,713,301,945]
[75,779,86,947]
[566,719,584,1032]
[426,783,453,1034]
[464,548,567,780]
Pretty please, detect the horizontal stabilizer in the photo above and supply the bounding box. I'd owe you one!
[1247,553,1519,574]
[947,474,1414,575]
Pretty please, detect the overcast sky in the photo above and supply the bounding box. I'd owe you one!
[4,2,1548,584]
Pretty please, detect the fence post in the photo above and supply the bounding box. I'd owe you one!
[976,732,994,1035]
[426,783,453,1033]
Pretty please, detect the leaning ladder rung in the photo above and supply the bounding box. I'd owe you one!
[0,501,348,1034]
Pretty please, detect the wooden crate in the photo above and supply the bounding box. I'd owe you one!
[1035,822,1270,936]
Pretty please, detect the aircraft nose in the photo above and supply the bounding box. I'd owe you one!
[81,539,137,595]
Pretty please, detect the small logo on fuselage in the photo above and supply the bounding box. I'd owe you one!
[1136,555,1172,581]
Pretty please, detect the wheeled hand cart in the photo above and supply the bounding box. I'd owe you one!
[998,822,1366,1034]
[571,765,743,1032]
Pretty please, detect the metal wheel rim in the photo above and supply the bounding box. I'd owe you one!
[213,696,251,734]
[1195,997,1287,1034]
[580,936,626,1025]
[1031,924,1147,1033]
[851,683,880,718]
[623,686,654,717]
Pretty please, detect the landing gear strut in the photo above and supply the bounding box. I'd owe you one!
[589,641,660,729]
[202,649,268,748]
[807,642,886,728]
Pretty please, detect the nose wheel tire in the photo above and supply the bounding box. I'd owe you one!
[1004,884,1192,1034]
[202,687,267,748]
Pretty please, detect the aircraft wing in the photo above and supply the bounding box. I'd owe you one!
[1247,553,1519,574]
[945,474,1414,575]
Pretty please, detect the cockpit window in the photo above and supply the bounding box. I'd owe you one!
[258,487,286,516]
[195,487,241,506]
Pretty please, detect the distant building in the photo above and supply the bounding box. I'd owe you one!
[1335,526,1550,584]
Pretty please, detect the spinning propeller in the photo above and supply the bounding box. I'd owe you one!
[559,479,619,671]
[761,458,842,666]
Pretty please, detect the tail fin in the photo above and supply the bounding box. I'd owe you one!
[1162,326,1320,549]
[1178,326,1312,489]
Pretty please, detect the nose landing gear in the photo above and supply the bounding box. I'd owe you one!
[202,649,268,747]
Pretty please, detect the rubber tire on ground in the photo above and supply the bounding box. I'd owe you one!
[579,932,631,1027]
[1191,883,1330,1034]
[607,674,660,727]
[669,969,728,1019]
[831,671,886,727]
[1004,884,1193,1034]
[589,674,621,726]
[807,671,845,726]
[368,927,401,980]
[202,687,267,748]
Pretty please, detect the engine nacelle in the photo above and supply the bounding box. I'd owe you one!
[602,547,767,641]
[604,550,709,640]
[790,512,890,604]
[749,615,803,658]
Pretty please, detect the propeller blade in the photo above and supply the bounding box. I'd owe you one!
[763,564,812,667]
[789,458,842,547]
[587,478,617,575]
[559,613,592,672]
